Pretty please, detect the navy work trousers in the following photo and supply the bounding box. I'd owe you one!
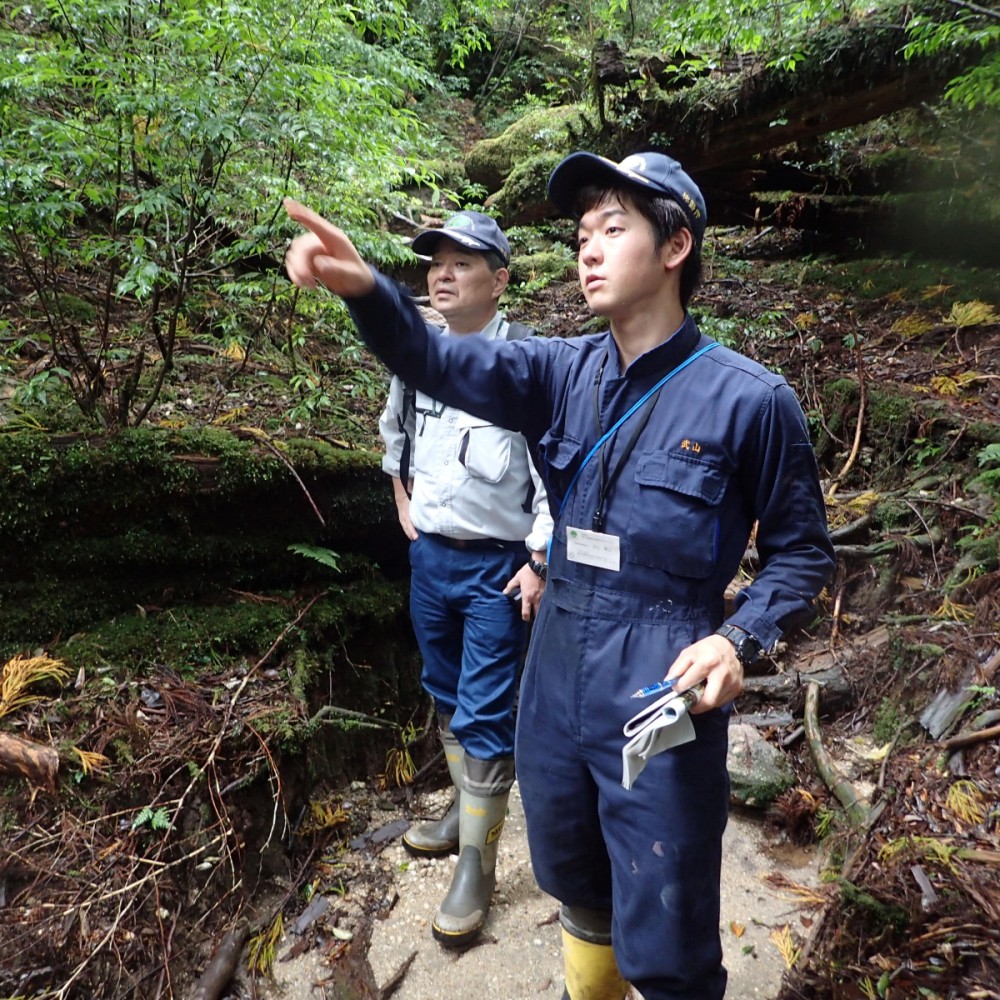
[409,532,526,760]
[516,579,730,1000]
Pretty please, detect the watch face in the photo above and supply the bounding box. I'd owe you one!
[717,625,760,665]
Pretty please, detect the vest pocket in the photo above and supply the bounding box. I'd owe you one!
[628,450,728,578]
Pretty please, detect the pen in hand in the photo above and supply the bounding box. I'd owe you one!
[630,678,676,699]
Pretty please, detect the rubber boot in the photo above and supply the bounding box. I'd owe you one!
[403,719,463,857]
[560,905,628,1000]
[431,754,514,947]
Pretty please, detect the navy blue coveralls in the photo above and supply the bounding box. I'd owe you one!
[349,274,835,999]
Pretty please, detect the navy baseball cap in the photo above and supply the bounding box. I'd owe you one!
[548,151,707,245]
[411,211,511,266]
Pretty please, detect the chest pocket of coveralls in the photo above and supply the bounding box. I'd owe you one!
[537,432,583,503]
[456,416,512,484]
[628,450,728,578]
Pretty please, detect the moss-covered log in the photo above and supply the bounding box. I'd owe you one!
[627,12,989,173]
[0,428,405,650]
[477,4,996,253]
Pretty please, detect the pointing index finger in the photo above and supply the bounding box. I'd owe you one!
[283,198,343,254]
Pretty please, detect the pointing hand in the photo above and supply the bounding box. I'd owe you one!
[283,198,376,298]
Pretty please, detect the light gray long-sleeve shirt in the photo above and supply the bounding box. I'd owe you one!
[378,312,553,553]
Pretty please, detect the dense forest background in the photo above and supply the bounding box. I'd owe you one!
[2,1,999,998]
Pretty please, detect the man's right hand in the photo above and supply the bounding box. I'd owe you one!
[392,476,418,541]
[283,199,376,298]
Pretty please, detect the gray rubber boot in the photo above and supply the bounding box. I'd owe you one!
[403,718,464,857]
[431,754,515,948]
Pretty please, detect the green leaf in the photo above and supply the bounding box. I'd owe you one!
[288,544,341,572]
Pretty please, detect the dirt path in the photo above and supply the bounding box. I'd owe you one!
[267,781,819,999]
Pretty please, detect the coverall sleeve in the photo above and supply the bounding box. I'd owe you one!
[725,383,835,649]
[377,374,412,478]
[346,271,550,438]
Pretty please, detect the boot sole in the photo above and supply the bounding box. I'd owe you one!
[431,918,484,948]
[401,836,459,859]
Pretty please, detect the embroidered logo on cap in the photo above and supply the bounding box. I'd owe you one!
[619,154,654,186]
[445,213,475,229]
[681,192,702,220]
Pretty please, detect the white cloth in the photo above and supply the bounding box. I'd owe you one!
[621,688,699,790]
[378,312,552,553]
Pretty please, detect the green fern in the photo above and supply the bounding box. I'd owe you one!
[132,806,172,832]
[288,544,341,572]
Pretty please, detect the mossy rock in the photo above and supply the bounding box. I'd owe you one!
[508,249,578,291]
[489,151,567,225]
[465,104,599,192]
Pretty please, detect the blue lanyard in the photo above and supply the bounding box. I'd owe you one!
[557,341,719,521]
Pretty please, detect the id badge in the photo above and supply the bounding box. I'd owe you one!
[566,526,621,572]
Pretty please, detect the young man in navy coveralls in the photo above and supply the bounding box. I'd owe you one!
[284,150,835,1000]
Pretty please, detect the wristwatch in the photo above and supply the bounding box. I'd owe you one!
[528,558,548,581]
[715,624,762,668]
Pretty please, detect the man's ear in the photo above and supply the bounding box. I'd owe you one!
[661,228,693,274]
[492,266,510,300]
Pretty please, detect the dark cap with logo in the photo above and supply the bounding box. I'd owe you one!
[411,211,511,266]
[547,151,707,245]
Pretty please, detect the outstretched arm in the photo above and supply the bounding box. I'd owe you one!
[285,198,552,443]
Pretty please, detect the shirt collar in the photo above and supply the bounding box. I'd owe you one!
[443,311,504,340]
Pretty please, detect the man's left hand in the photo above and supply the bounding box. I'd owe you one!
[664,634,744,714]
[503,562,545,622]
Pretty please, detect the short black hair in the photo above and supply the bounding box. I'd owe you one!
[573,185,702,309]
[481,249,508,274]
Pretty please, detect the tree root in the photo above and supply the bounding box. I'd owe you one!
[803,682,868,829]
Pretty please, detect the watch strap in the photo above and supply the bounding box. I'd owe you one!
[528,558,548,581]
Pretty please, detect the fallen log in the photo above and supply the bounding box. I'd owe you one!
[0,732,59,791]
[741,666,852,715]
[631,8,994,174]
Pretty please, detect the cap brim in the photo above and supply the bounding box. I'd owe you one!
[411,228,493,258]
[547,152,664,218]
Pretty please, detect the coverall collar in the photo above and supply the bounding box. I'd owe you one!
[608,314,702,379]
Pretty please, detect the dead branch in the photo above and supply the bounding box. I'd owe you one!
[834,527,942,559]
[379,950,418,1000]
[828,513,873,543]
[803,682,868,829]
[956,848,1000,864]
[236,427,326,528]
[0,732,59,790]
[941,722,1000,751]
[827,342,866,501]
[187,922,250,1000]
